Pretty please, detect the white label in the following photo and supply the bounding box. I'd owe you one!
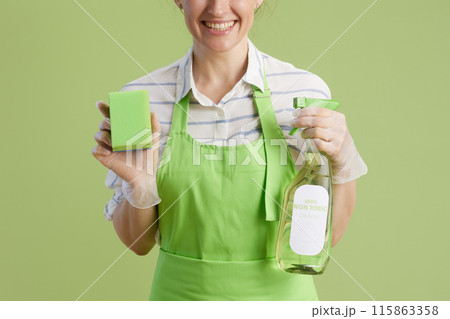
[289,185,329,256]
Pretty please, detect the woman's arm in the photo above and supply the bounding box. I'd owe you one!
[331,179,357,247]
[112,199,159,256]
[92,101,162,256]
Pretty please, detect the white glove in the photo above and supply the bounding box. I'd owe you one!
[92,100,162,209]
[326,133,366,184]
[122,173,161,209]
[291,106,367,184]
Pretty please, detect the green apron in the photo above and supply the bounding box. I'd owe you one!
[150,70,318,301]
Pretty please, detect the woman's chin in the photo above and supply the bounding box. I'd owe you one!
[198,37,245,53]
[205,41,233,52]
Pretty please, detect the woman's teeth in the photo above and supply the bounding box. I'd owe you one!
[204,21,235,31]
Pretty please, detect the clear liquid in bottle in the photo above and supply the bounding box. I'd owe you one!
[276,138,334,275]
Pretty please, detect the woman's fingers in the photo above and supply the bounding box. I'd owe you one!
[99,117,111,131]
[291,116,333,129]
[151,112,161,133]
[94,130,112,148]
[310,138,340,159]
[150,112,161,147]
[96,100,110,118]
[292,106,333,118]
[92,101,112,163]
[91,144,111,158]
[301,127,333,142]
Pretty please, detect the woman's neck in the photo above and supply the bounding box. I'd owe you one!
[192,38,249,104]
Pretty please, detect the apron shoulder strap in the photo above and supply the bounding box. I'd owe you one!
[252,70,296,222]
[171,93,190,133]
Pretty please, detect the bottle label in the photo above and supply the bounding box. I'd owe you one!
[290,185,329,256]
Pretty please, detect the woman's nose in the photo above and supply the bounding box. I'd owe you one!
[207,0,228,16]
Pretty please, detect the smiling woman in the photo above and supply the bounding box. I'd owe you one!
[177,0,261,50]
[91,0,368,301]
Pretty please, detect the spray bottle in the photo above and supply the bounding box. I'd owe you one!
[276,97,340,275]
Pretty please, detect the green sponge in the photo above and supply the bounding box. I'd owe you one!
[108,90,152,152]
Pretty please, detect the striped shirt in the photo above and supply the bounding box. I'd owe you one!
[103,39,368,227]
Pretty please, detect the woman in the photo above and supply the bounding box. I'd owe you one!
[92,0,367,300]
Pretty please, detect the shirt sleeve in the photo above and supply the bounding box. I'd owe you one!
[103,169,125,221]
[103,169,161,246]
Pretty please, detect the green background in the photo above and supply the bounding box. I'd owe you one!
[1,0,448,300]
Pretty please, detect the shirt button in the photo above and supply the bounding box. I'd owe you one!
[216,108,224,118]
[214,112,226,140]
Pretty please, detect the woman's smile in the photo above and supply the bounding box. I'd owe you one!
[201,20,237,35]
[179,0,262,52]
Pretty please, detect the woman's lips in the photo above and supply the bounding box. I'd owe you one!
[202,20,237,35]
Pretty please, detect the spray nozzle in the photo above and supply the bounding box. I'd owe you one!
[289,97,341,136]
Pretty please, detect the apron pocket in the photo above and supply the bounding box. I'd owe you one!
[149,247,318,301]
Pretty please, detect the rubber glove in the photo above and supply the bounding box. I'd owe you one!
[92,101,162,209]
[291,106,363,184]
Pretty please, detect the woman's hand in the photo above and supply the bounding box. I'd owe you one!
[91,100,162,208]
[291,106,359,179]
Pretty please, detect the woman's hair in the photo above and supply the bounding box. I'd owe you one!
[255,0,278,19]
[255,2,265,15]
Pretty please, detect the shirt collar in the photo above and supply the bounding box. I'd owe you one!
[175,38,266,103]
[244,39,266,93]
